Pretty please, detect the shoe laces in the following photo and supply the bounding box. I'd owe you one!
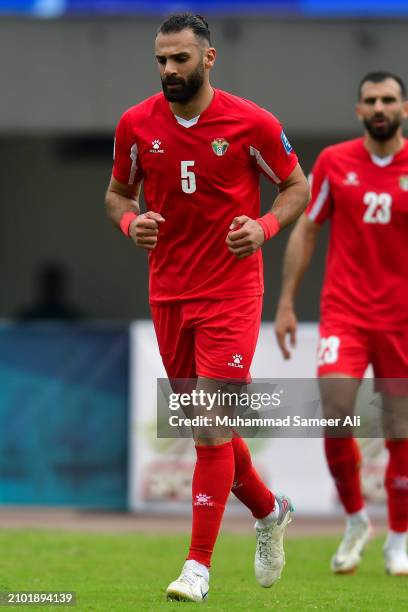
[257,527,276,563]
[179,569,201,587]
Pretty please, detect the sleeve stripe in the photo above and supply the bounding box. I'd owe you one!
[307,176,330,221]
[128,143,139,185]
[249,145,281,184]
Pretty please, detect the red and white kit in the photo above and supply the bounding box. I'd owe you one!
[306,138,408,383]
[113,89,298,380]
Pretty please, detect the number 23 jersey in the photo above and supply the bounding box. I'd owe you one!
[112,89,298,304]
[306,138,408,330]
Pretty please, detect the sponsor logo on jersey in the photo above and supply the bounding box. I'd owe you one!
[343,172,360,186]
[280,130,292,155]
[211,138,229,156]
[227,353,244,369]
[149,139,164,154]
[399,176,408,191]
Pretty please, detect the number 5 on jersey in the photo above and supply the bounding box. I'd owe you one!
[181,161,196,194]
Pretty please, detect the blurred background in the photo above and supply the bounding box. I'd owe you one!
[0,1,404,515]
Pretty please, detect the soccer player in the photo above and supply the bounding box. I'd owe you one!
[105,13,309,602]
[275,71,408,576]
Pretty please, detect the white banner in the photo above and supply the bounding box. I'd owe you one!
[129,322,386,515]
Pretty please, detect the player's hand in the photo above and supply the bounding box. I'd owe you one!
[129,211,165,250]
[226,215,265,259]
[275,302,297,360]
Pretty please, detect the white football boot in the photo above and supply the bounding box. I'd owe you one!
[254,494,294,587]
[384,548,408,576]
[331,515,372,574]
[166,560,209,602]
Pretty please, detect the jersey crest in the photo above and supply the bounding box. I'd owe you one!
[399,175,408,191]
[211,138,229,156]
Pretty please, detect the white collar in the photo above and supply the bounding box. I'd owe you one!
[175,115,200,128]
[370,153,394,167]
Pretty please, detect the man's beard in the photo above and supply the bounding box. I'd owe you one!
[364,115,401,142]
[161,63,204,103]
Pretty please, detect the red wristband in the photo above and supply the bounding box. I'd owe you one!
[119,211,138,237]
[256,212,280,241]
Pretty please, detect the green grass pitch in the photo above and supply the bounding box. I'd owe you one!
[1,530,407,611]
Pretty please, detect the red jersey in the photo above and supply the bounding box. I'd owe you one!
[306,137,408,330]
[113,89,297,304]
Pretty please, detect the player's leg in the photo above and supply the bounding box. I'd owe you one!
[155,303,235,602]
[193,296,275,519]
[321,377,365,515]
[187,375,235,566]
[151,304,210,601]
[383,432,408,575]
[231,434,275,521]
[374,331,408,575]
[167,374,234,602]
[193,296,293,588]
[229,433,293,586]
[318,322,371,573]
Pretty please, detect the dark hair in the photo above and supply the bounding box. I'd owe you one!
[157,13,211,46]
[358,71,406,99]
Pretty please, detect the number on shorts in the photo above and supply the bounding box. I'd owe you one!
[181,160,196,194]
[318,336,340,366]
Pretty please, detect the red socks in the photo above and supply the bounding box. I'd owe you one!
[325,437,408,532]
[385,439,408,532]
[324,437,364,514]
[187,442,235,567]
[187,438,275,567]
[231,436,275,519]
[186,436,408,568]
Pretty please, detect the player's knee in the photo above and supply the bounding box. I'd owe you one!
[319,377,359,422]
[382,397,408,439]
[322,396,354,421]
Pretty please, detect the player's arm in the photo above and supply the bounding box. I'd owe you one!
[267,162,310,229]
[105,175,141,225]
[226,164,310,259]
[105,176,164,250]
[275,214,321,359]
[275,148,331,358]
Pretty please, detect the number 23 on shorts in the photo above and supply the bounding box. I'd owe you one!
[318,336,340,366]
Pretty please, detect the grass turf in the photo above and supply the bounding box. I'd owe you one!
[0,530,407,611]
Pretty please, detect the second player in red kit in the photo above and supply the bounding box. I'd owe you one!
[308,137,408,334]
[106,13,309,603]
[310,136,408,387]
[275,72,408,577]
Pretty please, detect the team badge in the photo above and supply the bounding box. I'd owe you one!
[399,176,408,191]
[211,138,229,156]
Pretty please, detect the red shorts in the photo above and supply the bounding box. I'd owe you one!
[151,296,262,382]
[317,319,408,395]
